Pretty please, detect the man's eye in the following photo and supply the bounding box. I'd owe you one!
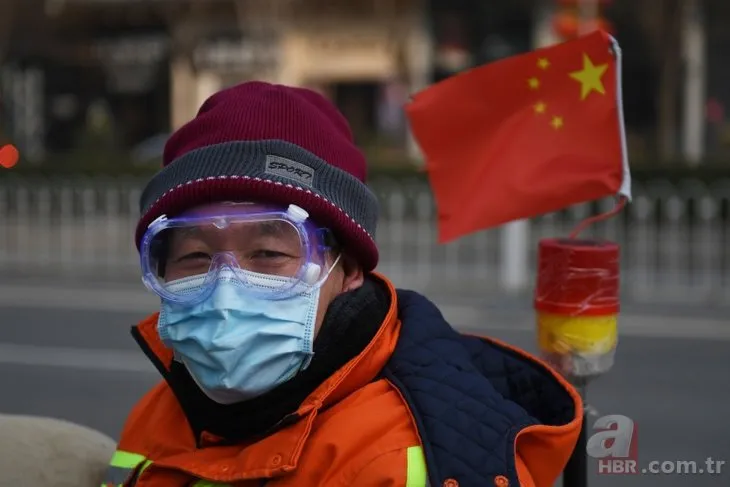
[176,252,211,262]
[251,250,288,259]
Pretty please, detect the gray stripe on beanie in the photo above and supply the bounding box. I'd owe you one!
[139,139,379,239]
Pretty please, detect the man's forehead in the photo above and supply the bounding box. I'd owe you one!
[178,201,324,228]
[170,219,295,239]
[181,201,265,217]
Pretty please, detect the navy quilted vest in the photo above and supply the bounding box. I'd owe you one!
[383,290,576,487]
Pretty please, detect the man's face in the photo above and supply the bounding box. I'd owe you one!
[162,202,365,337]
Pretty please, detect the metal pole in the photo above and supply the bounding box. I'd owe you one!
[500,219,530,292]
[681,0,706,165]
[563,383,589,487]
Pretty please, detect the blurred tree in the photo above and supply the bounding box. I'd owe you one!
[0,0,14,61]
[163,2,209,71]
[0,0,16,142]
[633,0,684,162]
[73,97,119,159]
[158,1,214,130]
[376,0,414,84]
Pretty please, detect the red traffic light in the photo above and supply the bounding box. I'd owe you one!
[552,11,614,40]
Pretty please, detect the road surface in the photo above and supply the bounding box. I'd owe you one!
[0,283,727,487]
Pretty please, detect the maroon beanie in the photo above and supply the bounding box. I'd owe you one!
[135,81,379,270]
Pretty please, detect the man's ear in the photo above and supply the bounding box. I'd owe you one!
[339,254,364,292]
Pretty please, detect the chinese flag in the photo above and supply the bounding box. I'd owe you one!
[406,30,631,243]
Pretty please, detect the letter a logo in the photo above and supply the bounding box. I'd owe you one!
[586,414,638,460]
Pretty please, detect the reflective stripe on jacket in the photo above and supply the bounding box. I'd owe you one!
[102,446,427,487]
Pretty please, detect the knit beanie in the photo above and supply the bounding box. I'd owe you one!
[135,81,380,270]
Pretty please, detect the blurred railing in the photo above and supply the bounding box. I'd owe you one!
[0,176,728,306]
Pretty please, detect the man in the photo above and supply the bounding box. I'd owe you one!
[105,81,581,487]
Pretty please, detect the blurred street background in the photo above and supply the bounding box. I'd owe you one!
[0,0,728,485]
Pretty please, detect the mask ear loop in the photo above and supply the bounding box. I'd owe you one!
[323,253,342,281]
[301,253,342,286]
[318,224,343,284]
[303,225,342,287]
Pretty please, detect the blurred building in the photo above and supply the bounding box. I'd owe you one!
[0,0,539,163]
[2,0,729,166]
[1,0,430,161]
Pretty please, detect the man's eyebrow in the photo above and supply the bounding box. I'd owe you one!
[169,227,203,240]
[255,221,291,237]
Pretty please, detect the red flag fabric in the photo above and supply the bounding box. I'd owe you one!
[405,30,630,243]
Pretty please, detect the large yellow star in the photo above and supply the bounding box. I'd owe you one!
[569,53,608,100]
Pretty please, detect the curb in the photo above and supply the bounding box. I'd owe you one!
[0,283,728,340]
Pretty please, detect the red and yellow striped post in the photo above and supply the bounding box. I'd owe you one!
[534,238,620,382]
[535,238,620,487]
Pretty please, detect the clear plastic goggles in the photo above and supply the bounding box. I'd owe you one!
[140,203,339,304]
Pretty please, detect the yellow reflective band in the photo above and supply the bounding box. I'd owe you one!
[109,450,147,469]
[406,446,428,487]
[105,452,232,487]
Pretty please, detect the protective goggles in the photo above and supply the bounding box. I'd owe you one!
[140,203,340,304]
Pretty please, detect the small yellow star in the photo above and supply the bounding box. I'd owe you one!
[551,116,564,129]
[569,53,609,100]
[527,77,540,90]
[534,101,546,114]
[537,57,550,70]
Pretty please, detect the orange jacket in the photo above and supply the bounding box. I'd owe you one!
[104,276,581,487]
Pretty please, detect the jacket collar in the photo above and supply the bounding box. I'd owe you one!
[130,273,401,481]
